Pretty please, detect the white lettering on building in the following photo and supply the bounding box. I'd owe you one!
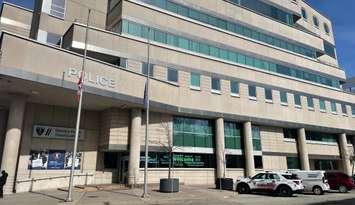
[67,67,116,88]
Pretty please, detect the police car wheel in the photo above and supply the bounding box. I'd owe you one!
[277,186,292,197]
[312,186,324,195]
[237,184,250,194]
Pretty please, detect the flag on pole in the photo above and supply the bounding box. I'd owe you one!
[143,81,148,108]
[77,71,84,101]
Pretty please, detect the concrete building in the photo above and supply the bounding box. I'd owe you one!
[343,77,355,93]
[0,0,355,194]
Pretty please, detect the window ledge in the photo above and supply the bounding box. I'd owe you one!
[294,105,302,109]
[352,115,355,118]
[230,93,240,98]
[284,138,296,143]
[281,102,288,106]
[331,111,337,115]
[320,109,326,113]
[211,89,221,95]
[307,140,338,146]
[249,96,257,101]
[167,81,179,86]
[308,107,315,111]
[342,113,348,117]
[265,99,273,104]
[190,86,201,91]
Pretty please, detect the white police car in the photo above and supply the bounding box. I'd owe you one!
[236,171,304,196]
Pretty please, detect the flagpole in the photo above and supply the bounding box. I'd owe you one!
[66,9,91,203]
[142,27,151,198]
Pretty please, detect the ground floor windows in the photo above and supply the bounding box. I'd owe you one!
[306,131,338,143]
[139,152,215,168]
[173,117,214,148]
[313,159,338,170]
[287,157,300,169]
[252,126,261,151]
[226,155,244,168]
[104,152,119,169]
[254,156,263,169]
[224,122,242,149]
[283,128,297,139]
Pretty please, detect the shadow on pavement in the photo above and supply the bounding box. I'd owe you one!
[307,198,355,205]
[30,191,66,202]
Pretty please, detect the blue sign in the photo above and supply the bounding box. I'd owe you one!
[47,150,65,169]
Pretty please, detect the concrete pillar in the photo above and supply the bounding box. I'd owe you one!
[128,108,142,187]
[297,128,310,171]
[1,97,26,194]
[215,118,225,178]
[243,121,255,177]
[339,133,351,176]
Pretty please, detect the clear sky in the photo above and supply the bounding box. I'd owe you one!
[1,0,354,77]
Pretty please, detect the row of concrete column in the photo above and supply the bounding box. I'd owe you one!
[127,111,353,184]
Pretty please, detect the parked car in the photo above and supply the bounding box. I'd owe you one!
[286,170,329,195]
[236,171,304,197]
[325,172,355,193]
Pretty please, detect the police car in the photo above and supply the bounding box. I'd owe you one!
[236,171,304,196]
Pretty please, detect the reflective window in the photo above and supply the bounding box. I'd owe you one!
[252,126,261,151]
[42,0,66,19]
[211,77,221,91]
[142,63,154,77]
[283,128,297,139]
[190,73,200,88]
[324,23,330,34]
[121,20,340,88]
[287,157,300,169]
[294,94,302,106]
[230,81,239,95]
[341,104,347,115]
[306,131,337,143]
[301,8,307,19]
[224,122,242,149]
[280,91,288,104]
[226,155,244,168]
[313,16,319,27]
[324,41,336,59]
[249,85,257,98]
[352,105,355,116]
[265,88,273,101]
[167,68,178,83]
[319,99,326,111]
[173,117,214,148]
[254,156,263,169]
[307,96,314,108]
[331,101,337,113]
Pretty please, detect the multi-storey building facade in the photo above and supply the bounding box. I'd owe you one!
[0,0,354,194]
[344,77,355,93]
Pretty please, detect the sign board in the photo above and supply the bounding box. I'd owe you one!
[33,125,85,140]
[67,67,116,89]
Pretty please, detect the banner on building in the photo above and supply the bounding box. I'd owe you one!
[28,150,48,170]
[65,152,82,170]
[33,125,85,140]
[47,150,66,169]
[28,150,82,170]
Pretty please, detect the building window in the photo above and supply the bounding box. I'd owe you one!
[307,96,314,109]
[324,23,330,34]
[226,155,244,168]
[190,73,201,89]
[224,122,242,149]
[280,91,288,105]
[230,81,239,96]
[104,152,118,169]
[301,8,307,19]
[173,117,214,148]
[314,159,338,170]
[254,156,263,169]
[252,126,261,151]
[313,16,319,27]
[249,85,257,99]
[331,101,337,113]
[37,30,62,46]
[283,128,297,139]
[142,63,154,77]
[287,157,300,169]
[265,88,273,102]
[42,0,66,19]
[211,77,221,92]
[341,104,348,115]
[319,99,326,112]
[324,41,337,59]
[294,94,302,107]
[352,105,355,117]
[167,68,178,83]
[108,0,119,12]
[306,131,337,143]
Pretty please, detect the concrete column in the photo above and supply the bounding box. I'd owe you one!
[128,108,142,187]
[339,133,351,176]
[1,97,26,194]
[297,128,310,171]
[215,118,225,178]
[243,121,255,177]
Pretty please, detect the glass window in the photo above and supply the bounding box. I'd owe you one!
[104,152,118,168]
[283,128,297,139]
[224,122,242,149]
[167,68,178,83]
[142,63,154,77]
[307,96,314,108]
[249,85,257,98]
[254,156,263,169]
[252,126,261,151]
[324,23,330,34]
[211,77,221,91]
[265,88,273,101]
[324,41,336,59]
[306,131,337,143]
[301,8,307,19]
[226,155,244,168]
[287,157,300,169]
[352,105,355,116]
[341,104,347,115]
[331,101,337,113]
[294,94,301,107]
[230,81,239,95]
[190,73,200,88]
[313,16,319,27]
[280,91,288,104]
[173,117,214,148]
[319,99,326,111]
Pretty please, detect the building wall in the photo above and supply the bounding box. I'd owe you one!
[0,3,32,37]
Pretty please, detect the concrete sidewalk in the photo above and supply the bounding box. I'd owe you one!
[1,185,355,205]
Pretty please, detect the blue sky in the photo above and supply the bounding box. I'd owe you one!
[1,0,354,77]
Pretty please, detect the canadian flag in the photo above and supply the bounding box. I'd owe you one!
[77,71,84,101]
